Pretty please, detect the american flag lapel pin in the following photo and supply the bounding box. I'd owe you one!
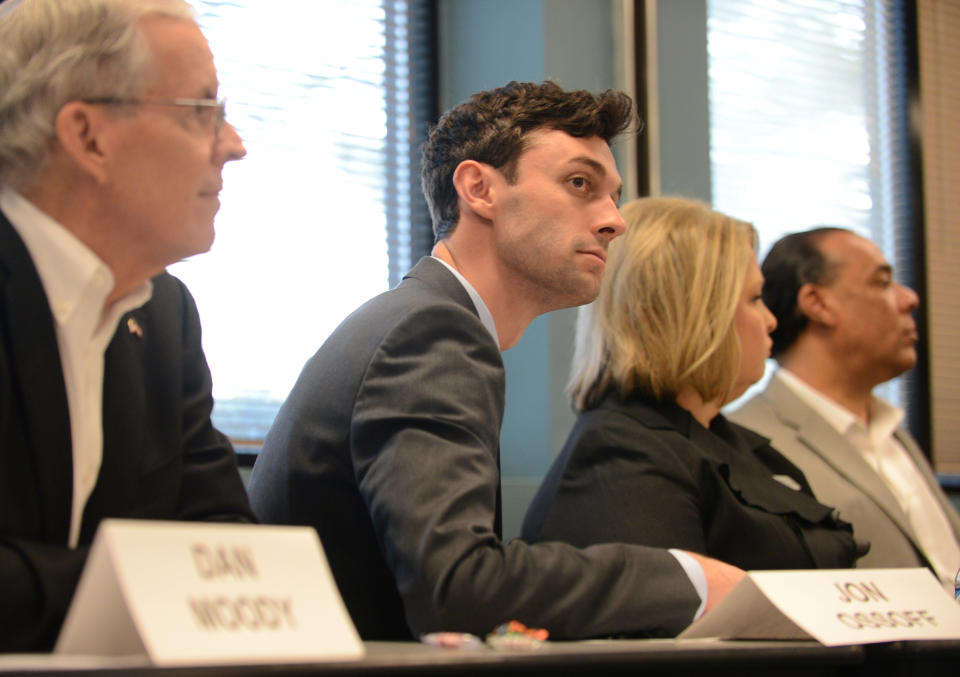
[127,317,143,339]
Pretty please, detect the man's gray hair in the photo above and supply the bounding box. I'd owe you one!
[0,0,194,188]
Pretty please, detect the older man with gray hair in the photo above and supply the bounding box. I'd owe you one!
[0,0,253,651]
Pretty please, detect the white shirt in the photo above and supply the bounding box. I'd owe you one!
[433,255,709,617]
[430,256,500,347]
[776,368,960,588]
[1,186,152,547]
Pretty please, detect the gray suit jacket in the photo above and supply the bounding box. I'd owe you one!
[730,374,960,572]
[248,257,700,640]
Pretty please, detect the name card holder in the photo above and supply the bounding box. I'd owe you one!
[680,568,960,646]
[55,519,364,666]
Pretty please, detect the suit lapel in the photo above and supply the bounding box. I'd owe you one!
[406,257,505,536]
[764,377,919,543]
[403,257,479,319]
[82,306,149,539]
[0,211,73,542]
[895,428,960,542]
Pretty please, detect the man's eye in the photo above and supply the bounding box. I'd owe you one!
[570,176,589,191]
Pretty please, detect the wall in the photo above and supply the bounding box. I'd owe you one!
[917,0,960,474]
[643,0,710,199]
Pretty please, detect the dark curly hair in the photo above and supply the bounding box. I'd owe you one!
[420,80,636,240]
[762,227,849,358]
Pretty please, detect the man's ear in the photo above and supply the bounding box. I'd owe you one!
[452,159,497,221]
[53,101,110,183]
[796,282,837,327]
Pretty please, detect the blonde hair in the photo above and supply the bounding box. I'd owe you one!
[568,196,758,412]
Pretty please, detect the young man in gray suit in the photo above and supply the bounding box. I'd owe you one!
[0,0,254,651]
[730,228,960,590]
[249,81,743,641]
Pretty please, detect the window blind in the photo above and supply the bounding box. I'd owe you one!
[707,0,915,415]
[170,0,436,450]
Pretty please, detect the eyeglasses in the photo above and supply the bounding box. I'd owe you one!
[81,97,227,134]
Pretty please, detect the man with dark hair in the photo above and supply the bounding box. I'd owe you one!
[421,81,636,241]
[0,0,254,652]
[731,228,960,589]
[249,80,742,641]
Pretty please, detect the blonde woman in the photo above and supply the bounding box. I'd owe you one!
[522,197,865,570]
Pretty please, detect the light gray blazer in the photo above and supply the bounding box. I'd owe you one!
[730,374,960,572]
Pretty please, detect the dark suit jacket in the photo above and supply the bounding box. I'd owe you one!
[249,257,701,641]
[730,375,960,572]
[523,392,861,571]
[0,210,254,652]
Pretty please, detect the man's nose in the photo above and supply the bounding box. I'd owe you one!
[597,198,626,239]
[897,282,919,311]
[215,121,246,163]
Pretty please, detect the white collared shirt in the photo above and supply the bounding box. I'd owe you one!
[430,256,500,347]
[1,186,152,547]
[776,368,960,588]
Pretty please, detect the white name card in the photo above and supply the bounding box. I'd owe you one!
[55,519,364,666]
[680,568,960,646]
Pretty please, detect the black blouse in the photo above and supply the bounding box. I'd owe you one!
[522,392,863,570]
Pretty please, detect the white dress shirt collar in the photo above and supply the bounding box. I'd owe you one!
[430,255,500,349]
[774,366,904,441]
[0,185,153,327]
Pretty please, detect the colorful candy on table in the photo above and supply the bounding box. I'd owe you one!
[420,621,550,650]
